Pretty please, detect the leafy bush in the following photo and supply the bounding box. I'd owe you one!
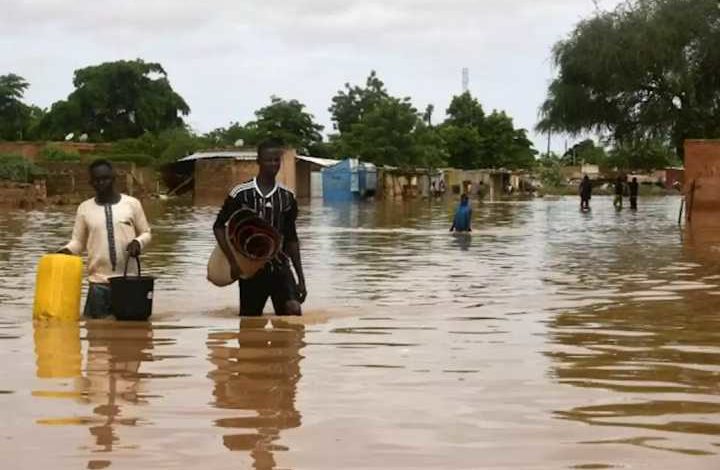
[0,154,47,182]
[105,153,154,167]
[111,128,205,167]
[39,145,81,162]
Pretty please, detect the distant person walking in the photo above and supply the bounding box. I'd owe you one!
[629,177,639,210]
[579,175,592,211]
[613,176,624,210]
[450,194,472,232]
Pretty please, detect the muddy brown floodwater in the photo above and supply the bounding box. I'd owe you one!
[2,196,720,469]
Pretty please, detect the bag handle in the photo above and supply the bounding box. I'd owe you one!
[123,255,142,278]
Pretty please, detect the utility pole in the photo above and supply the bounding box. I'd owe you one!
[462,68,469,94]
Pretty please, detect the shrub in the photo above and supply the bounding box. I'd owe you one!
[39,145,82,162]
[0,154,47,182]
[105,153,154,167]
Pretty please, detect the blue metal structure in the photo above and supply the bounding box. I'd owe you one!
[322,159,376,202]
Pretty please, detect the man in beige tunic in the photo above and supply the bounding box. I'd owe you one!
[59,159,151,318]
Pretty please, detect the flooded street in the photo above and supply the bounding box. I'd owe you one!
[2,196,720,469]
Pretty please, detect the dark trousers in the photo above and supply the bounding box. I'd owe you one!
[84,283,112,319]
[630,196,638,210]
[238,262,299,316]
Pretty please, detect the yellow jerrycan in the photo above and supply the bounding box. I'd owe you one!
[33,254,83,321]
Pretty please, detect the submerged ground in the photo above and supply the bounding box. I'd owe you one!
[2,196,719,469]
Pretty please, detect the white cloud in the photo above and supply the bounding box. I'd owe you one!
[1,0,624,150]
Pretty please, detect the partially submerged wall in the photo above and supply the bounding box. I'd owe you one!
[684,140,720,227]
[0,180,47,208]
[42,162,155,201]
[193,149,296,206]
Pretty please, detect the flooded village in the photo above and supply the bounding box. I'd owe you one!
[4,1,720,469]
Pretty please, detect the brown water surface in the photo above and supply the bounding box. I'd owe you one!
[2,196,720,469]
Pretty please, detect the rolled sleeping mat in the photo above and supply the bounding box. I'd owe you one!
[207,209,282,286]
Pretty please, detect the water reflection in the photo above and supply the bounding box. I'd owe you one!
[34,320,81,379]
[78,321,154,452]
[547,294,720,455]
[207,318,305,469]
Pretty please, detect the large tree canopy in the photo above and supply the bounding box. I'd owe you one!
[38,59,190,141]
[329,70,389,134]
[442,92,536,169]
[249,96,324,153]
[538,0,720,158]
[328,72,447,168]
[0,74,42,140]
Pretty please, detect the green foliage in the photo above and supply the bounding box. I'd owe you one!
[0,74,43,141]
[537,154,565,188]
[441,92,536,169]
[328,72,446,168]
[204,121,257,147]
[562,139,608,166]
[105,153,155,166]
[538,0,720,158]
[249,96,323,152]
[0,154,47,182]
[111,128,204,166]
[607,139,678,170]
[329,70,389,134]
[37,59,190,141]
[338,96,421,167]
[39,145,81,162]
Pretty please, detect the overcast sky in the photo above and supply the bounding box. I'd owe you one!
[1,0,623,152]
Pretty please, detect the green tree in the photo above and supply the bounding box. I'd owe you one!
[445,92,486,129]
[204,122,257,147]
[38,59,189,141]
[111,127,206,166]
[482,111,537,169]
[329,71,389,134]
[441,92,536,169]
[0,74,42,140]
[537,0,720,159]
[249,96,324,153]
[338,97,419,167]
[563,139,608,166]
[607,139,678,170]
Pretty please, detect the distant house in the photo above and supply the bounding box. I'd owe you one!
[322,158,377,202]
[163,148,296,206]
[442,168,511,200]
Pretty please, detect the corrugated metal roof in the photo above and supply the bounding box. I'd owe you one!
[178,150,257,162]
[297,155,340,167]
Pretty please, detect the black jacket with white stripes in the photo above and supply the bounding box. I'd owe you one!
[213,178,299,247]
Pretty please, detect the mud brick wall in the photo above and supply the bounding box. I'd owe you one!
[0,142,111,162]
[42,162,153,199]
[193,150,297,206]
[0,180,47,208]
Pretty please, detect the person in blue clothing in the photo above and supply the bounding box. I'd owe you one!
[450,194,472,232]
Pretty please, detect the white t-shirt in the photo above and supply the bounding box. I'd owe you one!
[64,194,152,284]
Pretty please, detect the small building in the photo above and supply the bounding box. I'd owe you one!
[165,148,296,206]
[295,155,339,199]
[322,158,376,202]
[377,167,430,199]
[657,167,685,190]
[561,164,601,181]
